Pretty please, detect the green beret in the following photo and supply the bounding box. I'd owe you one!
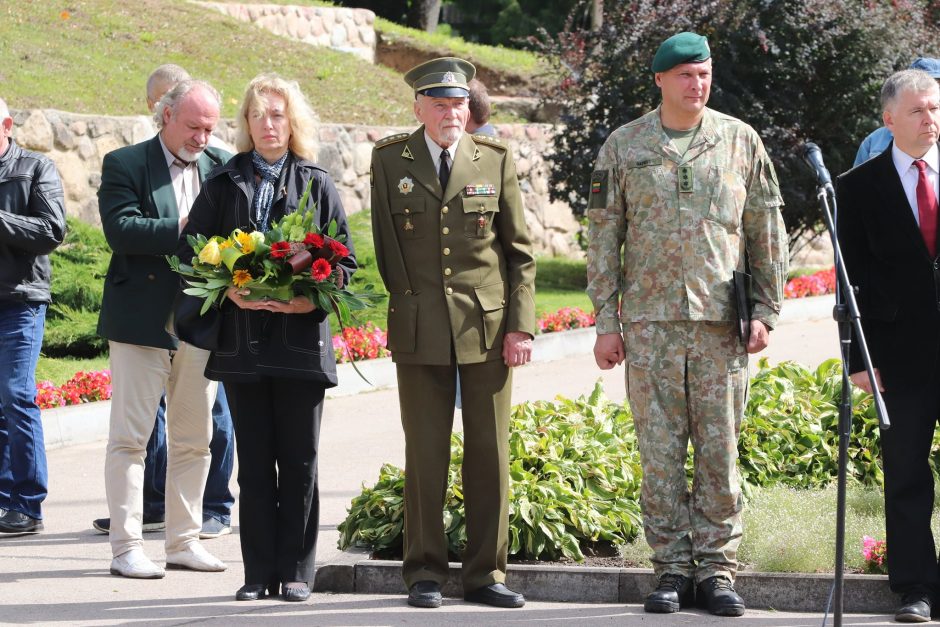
[651,32,710,73]
[404,57,476,98]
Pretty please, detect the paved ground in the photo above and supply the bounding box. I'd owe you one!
[0,300,883,625]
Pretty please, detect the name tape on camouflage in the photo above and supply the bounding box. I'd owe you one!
[465,184,496,197]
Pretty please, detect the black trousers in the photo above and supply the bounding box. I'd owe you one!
[880,362,940,594]
[225,378,325,585]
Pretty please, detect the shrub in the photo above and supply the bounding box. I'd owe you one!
[339,383,644,561]
[45,217,110,358]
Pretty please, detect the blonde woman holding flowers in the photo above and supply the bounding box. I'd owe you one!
[177,73,356,602]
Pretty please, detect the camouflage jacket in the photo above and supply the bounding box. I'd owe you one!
[585,106,788,334]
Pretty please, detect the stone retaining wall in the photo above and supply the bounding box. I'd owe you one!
[193,1,377,63]
[11,108,580,257]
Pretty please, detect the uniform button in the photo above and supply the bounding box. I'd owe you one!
[501,299,506,305]
[442,206,449,214]
[442,226,450,235]
[390,307,396,313]
[147,274,156,280]
[404,208,410,214]
[443,247,451,255]
[445,287,453,295]
[444,268,452,276]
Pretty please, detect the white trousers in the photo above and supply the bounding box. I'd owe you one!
[105,340,216,557]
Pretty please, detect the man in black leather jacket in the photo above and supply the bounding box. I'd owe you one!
[0,97,66,535]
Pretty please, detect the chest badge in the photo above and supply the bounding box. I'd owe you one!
[401,145,414,161]
[398,176,415,195]
[465,184,496,197]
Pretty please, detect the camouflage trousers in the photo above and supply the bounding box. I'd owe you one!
[624,320,748,583]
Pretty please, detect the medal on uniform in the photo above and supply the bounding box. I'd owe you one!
[465,183,496,196]
[403,217,414,231]
[678,165,694,193]
[477,214,487,236]
[398,176,414,195]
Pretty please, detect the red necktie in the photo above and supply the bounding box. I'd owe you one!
[914,159,938,257]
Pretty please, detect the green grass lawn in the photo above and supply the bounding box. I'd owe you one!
[618,483,931,573]
[2,0,414,124]
[35,355,110,386]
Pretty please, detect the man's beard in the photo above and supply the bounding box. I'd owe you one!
[177,145,206,162]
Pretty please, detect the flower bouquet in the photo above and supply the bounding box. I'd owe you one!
[167,179,375,330]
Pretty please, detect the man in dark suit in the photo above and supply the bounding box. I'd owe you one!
[837,68,940,623]
[370,57,536,609]
[98,80,229,579]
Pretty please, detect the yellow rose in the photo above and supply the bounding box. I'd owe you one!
[197,240,222,266]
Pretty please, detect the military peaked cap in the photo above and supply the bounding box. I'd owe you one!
[404,57,476,98]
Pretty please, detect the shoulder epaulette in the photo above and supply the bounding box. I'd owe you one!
[375,133,409,149]
[472,134,507,150]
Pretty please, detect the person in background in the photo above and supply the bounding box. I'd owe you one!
[0,97,67,535]
[467,78,497,137]
[179,73,357,603]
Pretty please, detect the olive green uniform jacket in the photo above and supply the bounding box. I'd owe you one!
[370,128,536,363]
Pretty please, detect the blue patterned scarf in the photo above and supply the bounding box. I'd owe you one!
[251,150,289,231]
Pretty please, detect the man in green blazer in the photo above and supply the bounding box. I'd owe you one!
[371,57,537,609]
[97,80,230,579]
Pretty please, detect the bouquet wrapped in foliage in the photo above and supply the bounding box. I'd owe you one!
[167,180,373,328]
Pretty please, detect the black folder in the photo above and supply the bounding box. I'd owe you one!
[733,270,753,344]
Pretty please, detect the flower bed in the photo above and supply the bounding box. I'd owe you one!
[36,370,112,409]
[785,266,836,299]
[537,306,595,333]
[333,322,389,363]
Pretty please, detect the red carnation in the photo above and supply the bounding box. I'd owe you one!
[327,238,349,258]
[269,241,291,259]
[304,232,324,248]
[311,258,332,281]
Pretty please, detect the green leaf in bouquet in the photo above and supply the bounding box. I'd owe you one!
[221,246,245,272]
[327,219,338,238]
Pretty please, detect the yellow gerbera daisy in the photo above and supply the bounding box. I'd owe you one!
[232,269,253,288]
[235,230,256,254]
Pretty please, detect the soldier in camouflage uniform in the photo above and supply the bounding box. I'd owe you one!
[585,32,787,617]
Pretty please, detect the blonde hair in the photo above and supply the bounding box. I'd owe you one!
[235,73,318,161]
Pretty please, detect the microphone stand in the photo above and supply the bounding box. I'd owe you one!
[811,178,890,627]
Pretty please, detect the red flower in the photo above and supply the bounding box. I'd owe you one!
[311,258,332,281]
[327,238,349,258]
[304,232,324,248]
[269,241,291,259]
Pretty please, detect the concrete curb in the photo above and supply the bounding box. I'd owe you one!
[312,558,894,613]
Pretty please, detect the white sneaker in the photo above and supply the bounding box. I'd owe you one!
[110,549,166,579]
[165,542,227,572]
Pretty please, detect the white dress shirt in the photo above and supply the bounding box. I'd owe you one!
[423,130,463,178]
[158,136,201,220]
[891,142,939,226]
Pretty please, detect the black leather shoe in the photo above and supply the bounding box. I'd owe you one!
[0,511,43,534]
[92,515,165,534]
[408,580,442,608]
[282,582,311,602]
[896,591,931,623]
[697,576,745,617]
[235,582,278,601]
[464,583,525,608]
[644,573,694,613]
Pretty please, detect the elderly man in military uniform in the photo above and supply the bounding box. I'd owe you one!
[370,57,536,610]
[586,33,787,617]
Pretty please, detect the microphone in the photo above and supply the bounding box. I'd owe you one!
[802,142,833,188]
